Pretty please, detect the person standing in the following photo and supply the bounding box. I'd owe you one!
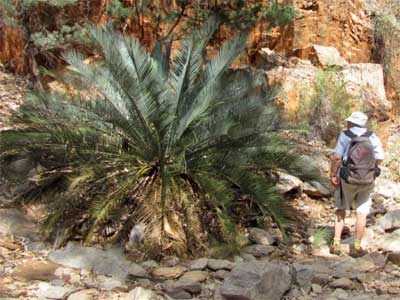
[330,112,384,256]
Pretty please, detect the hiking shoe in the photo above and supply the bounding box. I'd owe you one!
[350,247,367,258]
[330,239,343,256]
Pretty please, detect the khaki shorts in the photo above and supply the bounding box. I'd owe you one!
[334,179,374,215]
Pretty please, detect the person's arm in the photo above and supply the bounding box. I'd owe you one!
[330,154,342,187]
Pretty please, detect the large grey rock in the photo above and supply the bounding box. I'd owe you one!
[303,181,331,198]
[207,259,235,271]
[247,227,275,245]
[190,258,208,270]
[275,170,303,194]
[122,287,159,300]
[375,178,400,200]
[0,208,38,239]
[382,229,400,252]
[307,44,348,67]
[293,264,314,293]
[34,282,75,299]
[380,210,400,231]
[49,243,148,279]
[220,261,292,300]
[152,266,186,279]
[329,278,354,289]
[67,289,96,300]
[241,245,275,257]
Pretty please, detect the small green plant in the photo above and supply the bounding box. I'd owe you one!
[298,68,359,145]
[312,227,334,248]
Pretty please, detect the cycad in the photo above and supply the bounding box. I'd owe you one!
[0,19,313,256]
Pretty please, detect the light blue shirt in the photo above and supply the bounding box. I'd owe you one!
[334,127,385,161]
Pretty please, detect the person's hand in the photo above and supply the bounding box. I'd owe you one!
[330,175,339,187]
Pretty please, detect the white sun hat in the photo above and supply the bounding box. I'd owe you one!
[345,111,368,127]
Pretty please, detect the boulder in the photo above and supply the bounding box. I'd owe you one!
[49,243,148,279]
[67,289,97,300]
[122,287,159,300]
[220,261,292,300]
[329,278,354,289]
[375,178,400,199]
[379,210,400,231]
[241,245,275,257]
[382,229,400,252]
[34,282,75,299]
[207,259,235,271]
[152,266,186,279]
[247,227,275,245]
[339,63,391,119]
[293,264,314,293]
[190,258,208,270]
[274,170,303,194]
[306,45,348,67]
[12,260,60,281]
[388,252,400,266]
[303,181,331,198]
[0,208,38,239]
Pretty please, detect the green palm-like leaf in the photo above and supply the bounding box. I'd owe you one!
[0,18,318,257]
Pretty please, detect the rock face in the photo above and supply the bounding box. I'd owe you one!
[220,261,292,300]
[263,0,373,63]
[266,54,391,121]
[49,243,148,279]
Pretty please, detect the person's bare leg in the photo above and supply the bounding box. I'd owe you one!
[334,209,345,241]
[355,213,367,248]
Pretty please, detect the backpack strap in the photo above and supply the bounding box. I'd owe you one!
[343,129,373,138]
[343,129,357,139]
[361,131,373,138]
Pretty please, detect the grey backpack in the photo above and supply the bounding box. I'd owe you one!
[339,130,378,185]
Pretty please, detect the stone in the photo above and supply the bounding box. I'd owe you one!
[382,229,400,252]
[388,252,400,266]
[375,179,400,200]
[34,282,75,299]
[213,270,228,280]
[173,279,202,293]
[180,271,207,282]
[141,260,159,270]
[161,256,180,267]
[166,289,192,299]
[247,227,275,245]
[241,244,275,257]
[49,243,146,279]
[152,266,186,279]
[207,259,235,271]
[306,45,348,67]
[122,287,158,300]
[303,181,331,198]
[329,278,354,289]
[67,289,97,300]
[93,275,128,291]
[340,63,391,118]
[2,157,36,179]
[329,288,349,300]
[220,261,292,300]
[275,170,303,194]
[380,210,400,231]
[361,253,387,269]
[294,264,314,294]
[311,283,322,293]
[240,253,256,262]
[0,208,38,239]
[12,260,60,281]
[189,258,208,270]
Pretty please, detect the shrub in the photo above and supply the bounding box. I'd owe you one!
[1,19,313,257]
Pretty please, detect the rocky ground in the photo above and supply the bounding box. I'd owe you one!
[1,71,400,300]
